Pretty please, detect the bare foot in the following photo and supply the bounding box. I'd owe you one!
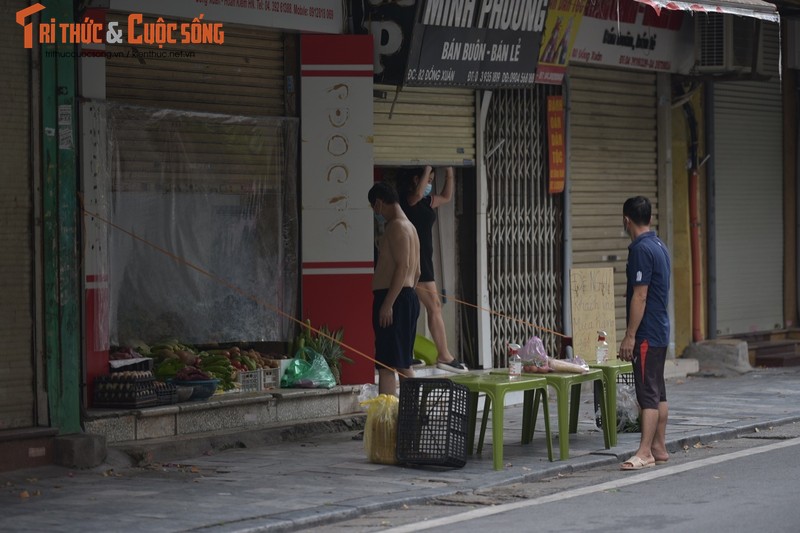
[651,448,669,464]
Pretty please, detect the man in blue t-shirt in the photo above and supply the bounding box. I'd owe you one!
[619,196,671,471]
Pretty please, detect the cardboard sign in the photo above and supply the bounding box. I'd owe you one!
[570,267,617,362]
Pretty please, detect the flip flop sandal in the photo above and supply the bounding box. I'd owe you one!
[620,456,655,471]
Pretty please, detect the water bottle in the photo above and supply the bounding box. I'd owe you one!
[508,343,522,379]
[595,331,609,364]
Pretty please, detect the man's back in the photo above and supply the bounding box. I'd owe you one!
[626,231,670,346]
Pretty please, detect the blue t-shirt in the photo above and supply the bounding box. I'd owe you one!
[626,231,671,347]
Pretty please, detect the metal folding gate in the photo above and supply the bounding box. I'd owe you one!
[484,86,564,366]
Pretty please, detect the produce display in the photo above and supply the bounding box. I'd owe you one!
[110,338,289,397]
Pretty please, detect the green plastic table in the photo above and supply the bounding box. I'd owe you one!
[491,368,610,460]
[449,372,553,470]
[588,359,633,447]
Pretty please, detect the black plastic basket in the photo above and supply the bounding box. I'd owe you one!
[396,378,468,468]
[594,371,636,430]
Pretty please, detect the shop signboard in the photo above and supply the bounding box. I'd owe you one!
[569,0,694,73]
[350,0,417,86]
[535,0,587,85]
[403,0,549,88]
[110,0,344,33]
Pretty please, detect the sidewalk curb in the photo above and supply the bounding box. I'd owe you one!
[207,414,800,532]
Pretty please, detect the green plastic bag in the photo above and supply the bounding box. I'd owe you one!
[280,347,336,389]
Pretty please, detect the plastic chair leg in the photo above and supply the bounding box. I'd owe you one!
[597,378,611,449]
[569,383,582,433]
[490,391,505,470]
[548,381,572,460]
[540,389,554,462]
[477,395,491,454]
[464,391,479,454]
[605,370,620,447]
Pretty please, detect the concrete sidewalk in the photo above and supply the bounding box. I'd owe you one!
[1,366,799,532]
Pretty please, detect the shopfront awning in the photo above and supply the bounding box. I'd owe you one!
[635,0,780,22]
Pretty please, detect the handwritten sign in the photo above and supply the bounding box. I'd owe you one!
[570,267,616,362]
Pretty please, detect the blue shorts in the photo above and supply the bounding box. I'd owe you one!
[632,339,668,409]
[373,287,419,370]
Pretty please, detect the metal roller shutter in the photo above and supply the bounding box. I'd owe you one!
[713,77,782,335]
[0,0,35,429]
[106,12,284,117]
[484,87,564,362]
[568,64,659,342]
[373,84,476,166]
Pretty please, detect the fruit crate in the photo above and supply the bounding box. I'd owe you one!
[237,367,279,392]
[396,378,468,468]
[93,375,158,409]
[154,382,178,405]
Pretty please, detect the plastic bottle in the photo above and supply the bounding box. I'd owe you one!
[508,343,522,379]
[595,331,609,364]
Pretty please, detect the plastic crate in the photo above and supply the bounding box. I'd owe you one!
[396,378,468,468]
[93,376,158,409]
[236,368,279,392]
[154,382,178,405]
[237,369,264,392]
[594,371,636,430]
[261,367,278,389]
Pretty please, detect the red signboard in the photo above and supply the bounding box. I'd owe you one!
[547,95,566,194]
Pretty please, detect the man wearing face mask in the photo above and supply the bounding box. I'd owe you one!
[368,182,421,395]
[399,166,469,374]
[619,196,671,471]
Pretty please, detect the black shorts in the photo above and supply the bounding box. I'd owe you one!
[632,339,667,409]
[373,287,420,370]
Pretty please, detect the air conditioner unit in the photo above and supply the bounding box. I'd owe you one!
[694,13,765,74]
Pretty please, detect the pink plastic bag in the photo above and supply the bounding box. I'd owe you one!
[518,336,551,373]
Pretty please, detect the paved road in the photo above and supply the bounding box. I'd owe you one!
[329,425,800,532]
[1,367,799,532]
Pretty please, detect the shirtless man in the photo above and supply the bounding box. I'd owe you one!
[368,182,421,395]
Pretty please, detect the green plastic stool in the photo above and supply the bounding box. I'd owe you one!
[491,368,610,460]
[449,373,553,470]
[413,335,438,366]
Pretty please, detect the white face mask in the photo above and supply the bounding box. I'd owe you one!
[423,184,433,197]
[373,201,385,224]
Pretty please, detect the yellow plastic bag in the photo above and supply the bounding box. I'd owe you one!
[360,394,399,465]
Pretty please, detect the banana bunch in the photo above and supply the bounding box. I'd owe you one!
[197,353,236,390]
[150,339,198,365]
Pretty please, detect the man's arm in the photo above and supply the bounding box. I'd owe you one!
[620,284,648,361]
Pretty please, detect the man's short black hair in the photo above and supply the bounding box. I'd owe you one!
[623,196,652,226]
[368,181,398,206]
